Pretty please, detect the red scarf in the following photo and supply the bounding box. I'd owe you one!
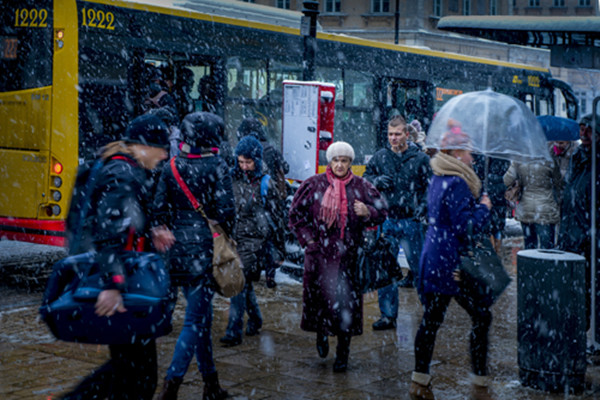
[319,165,354,238]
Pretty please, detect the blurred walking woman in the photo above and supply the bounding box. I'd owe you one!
[152,112,235,400]
[289,142,387,372]
[410,124,493,400]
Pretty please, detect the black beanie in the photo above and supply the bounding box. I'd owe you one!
[123,114,170,149]
[181,112,224,149]
[237,118,267,141]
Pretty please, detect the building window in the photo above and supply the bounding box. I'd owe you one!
[490,0,497,14]
[553,0,565,6]
[528,0,540,6]
[578,0,590,5]
[325,0,341,13]
[371,0,390,13]
[276,0,290,9]
[463,0,471,15]
[434,0,443,16]
[240,0,255,2]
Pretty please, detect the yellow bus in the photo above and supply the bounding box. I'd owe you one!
[0,0,577,246]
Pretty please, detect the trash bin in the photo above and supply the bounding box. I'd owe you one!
[517,249,587,393]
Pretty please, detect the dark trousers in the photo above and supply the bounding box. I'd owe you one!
[61,340,157,400]
[414,292,492,376]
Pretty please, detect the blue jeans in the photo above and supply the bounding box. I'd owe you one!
[225,281,262,339]
[377,218,424,319]
[521,222,556,250]
[166,283,216,380]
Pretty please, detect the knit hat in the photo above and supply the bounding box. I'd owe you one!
[579,114,600,136]
[123,114,170,149]
[146,106,179,126]
[410,119,423,132]
[440,119,472,150]
[237,117,267,141]
[235,136,263,177]
[326,141,355,163]
[180,112,224,149]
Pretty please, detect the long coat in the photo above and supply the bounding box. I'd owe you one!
[419,175,490,296]
[288,173,387,336]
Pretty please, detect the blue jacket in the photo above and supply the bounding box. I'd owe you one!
[419,175,490,296]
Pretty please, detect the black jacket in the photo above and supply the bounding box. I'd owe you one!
[559,146,600,257]
[472,154,510,236]
[363,143,431,221]
[153,153,235,285]
[66,153,156,290]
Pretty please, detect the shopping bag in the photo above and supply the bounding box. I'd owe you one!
[459,236,511,306]
[357,230,403,294]
[40,251,173,344]
[210,223,245,297]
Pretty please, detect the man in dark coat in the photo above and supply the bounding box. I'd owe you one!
[364,115,432,330]
[559,113,600,331]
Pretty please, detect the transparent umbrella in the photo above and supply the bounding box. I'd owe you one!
[426,89,551,164]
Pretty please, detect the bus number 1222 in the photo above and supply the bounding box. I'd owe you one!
[81,8,116,31]
[14,9,49,28]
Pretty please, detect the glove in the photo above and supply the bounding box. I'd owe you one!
[374,175,393,191]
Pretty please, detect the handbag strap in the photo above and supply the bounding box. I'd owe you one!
[169,157,210,220]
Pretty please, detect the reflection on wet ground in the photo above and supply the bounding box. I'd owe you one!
[1,236,600,399]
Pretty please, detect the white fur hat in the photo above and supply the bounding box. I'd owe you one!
[326,141,355,163]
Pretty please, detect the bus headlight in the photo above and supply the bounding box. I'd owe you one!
[52,190,62,202]
[53,176,62,188]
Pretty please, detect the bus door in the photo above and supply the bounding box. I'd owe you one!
[381,78,432,147]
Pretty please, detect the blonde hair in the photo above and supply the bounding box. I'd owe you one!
[100,141,135,160]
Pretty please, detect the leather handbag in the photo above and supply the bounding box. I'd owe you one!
[459,234,510,306]
[357,228,404,294]
[170,158,245,298]
[39,251,173,344]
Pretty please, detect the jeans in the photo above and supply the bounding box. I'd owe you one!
[61,341,157,400]
[225,281,263,338]
[377,218,424,319]
[166,283,216,380]
[521,222,556,250]
[414,292,492,376]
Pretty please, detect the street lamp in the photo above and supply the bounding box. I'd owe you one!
[301,0,319,81]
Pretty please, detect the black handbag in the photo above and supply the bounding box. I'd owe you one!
[40,251,173,344]
[357,229,404,294]
[459,233,510,306]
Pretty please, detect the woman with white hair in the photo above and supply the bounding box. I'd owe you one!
[289,142,387,372]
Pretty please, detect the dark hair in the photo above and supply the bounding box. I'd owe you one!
[388,115,407,129]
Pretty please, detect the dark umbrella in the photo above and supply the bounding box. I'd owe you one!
[537,115,580,141]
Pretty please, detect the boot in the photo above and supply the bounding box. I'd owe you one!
[156,377,183,400]
[316,332,329,358]
[202,372,228,400]
[333,334,350,372]
[409,372,435,400]
[470,374,494,400]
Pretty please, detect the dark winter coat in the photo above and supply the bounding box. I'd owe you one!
[363,142,431,222]
[66,153,156,290]
[153,153,235,286]
[288,173,387,336]
[558,146,600,259]
[231,167,285,280]
[472,155,510,236]
[261,140,290,200]
[419,175,490,296]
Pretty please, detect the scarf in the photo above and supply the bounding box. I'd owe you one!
[430,152,481,198]
[319,165,354,238]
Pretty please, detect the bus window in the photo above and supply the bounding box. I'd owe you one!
[226,57,266,100]
[345,70,373,108]
[386,79,431,128]
[0,0,52,92]
[524,93,535,113]
[315,66,343,104]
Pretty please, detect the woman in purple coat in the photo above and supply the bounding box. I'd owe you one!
[409,123,493,400]
[289,142,387,373]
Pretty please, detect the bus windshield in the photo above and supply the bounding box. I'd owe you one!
[0,0,52,92]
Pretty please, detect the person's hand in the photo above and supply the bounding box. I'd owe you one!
[354,200,370,218]
[151,225,175,252]
[95,289,126,317]
[373,175,393,191]
[480,194,492,210]
[453,269,462,282]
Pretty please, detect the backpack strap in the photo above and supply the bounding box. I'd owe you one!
[260,174,270,206]
[170,157,206,216]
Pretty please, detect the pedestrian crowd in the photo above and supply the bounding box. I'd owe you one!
[49,71,599,400]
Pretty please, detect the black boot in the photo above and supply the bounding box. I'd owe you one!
[202,372,228,400]
[157,377,183,400]
[333,334,351,372]
[316,332,329,358]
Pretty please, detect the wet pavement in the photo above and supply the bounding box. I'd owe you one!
[2,236,600,399]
